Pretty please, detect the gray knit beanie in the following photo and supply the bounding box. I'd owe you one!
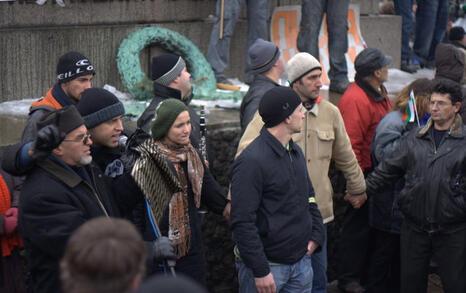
[150,99,188,140]
[287,53,322,85]
[151,54,186,86]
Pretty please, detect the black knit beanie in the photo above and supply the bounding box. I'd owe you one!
[449,26,465,42]
[151,54,186,86]
[259,86,302,128]
[37,105,84,135]
[76,88,125,129]
[56,51,95,83]
[151,98,188,140]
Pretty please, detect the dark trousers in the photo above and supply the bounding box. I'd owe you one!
[400,223,466,293]
[337,202,371,286]
[365,229,400,293]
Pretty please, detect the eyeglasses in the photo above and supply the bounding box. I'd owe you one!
[430,100,452,107]
[63,133,91,144]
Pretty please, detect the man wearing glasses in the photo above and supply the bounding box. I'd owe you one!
[366,79,466,293]
[17,106,120,293]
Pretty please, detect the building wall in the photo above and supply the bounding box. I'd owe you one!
[0,0,398,102]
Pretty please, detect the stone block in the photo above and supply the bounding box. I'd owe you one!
[360,15,402,69]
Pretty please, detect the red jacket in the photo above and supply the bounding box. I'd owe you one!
[338,81,391,172]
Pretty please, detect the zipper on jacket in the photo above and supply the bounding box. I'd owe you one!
[88,168,109,217]
[304,112,308,160]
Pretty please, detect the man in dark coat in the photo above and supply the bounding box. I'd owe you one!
[18,106,120,293]
[137,54,202,150]
[366,79,466,293]
[239,38,284,132]
[231,87,324,293]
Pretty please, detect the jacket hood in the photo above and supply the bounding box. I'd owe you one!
[434,43,464,83]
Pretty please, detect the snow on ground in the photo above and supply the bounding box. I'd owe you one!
[0,68,434,118]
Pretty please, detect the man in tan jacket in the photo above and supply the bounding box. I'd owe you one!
[235,52,366,293]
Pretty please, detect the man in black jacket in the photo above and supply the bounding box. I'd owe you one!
[366,79,466,293]
[19,106,120,293]
[231,87,324,293]
[137,53,203,150]
[240,38,284,132]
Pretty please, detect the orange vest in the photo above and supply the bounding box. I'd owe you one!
[30,87,62,112]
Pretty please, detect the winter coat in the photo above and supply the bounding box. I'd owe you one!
[368,111,417,233]
[19,157,119,293]
[21,83,74,143]
[236,99,366,223]
[0,151,21,237]
[240,75,280,132]
[137,83,201,150]
[231,127,324,278]
[338,76,392,172]
[366,115,466,234]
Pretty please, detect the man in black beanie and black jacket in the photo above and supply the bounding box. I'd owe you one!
[231,86,324,293]
[136,53,204,152]
[22,51,95,143]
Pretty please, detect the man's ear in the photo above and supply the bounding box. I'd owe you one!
[52,145,62,157]
[373,68,382,79]
[284,116,292,125]
[453,101,462,113]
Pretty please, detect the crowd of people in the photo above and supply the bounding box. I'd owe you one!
[0,2,466,293]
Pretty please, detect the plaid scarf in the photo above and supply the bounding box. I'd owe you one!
[156,140,204,258]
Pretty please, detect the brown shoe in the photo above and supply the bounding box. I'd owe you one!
[338,281,365,293]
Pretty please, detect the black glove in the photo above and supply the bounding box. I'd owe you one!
[32,124,66,160]
[152,236,176,262]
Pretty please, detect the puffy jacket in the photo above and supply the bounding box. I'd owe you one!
[366,115,466,234]
[338,76,392,172]
[240,75,279,132]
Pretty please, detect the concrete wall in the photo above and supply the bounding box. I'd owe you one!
[0,0,399,102]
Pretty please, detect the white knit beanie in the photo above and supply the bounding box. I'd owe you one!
[287,53,322,85]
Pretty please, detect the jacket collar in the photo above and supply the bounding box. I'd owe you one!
[260,126,297,157]
[306,96,323,116]
[38,156,94,188]
[153,81,183,100]
[52,82,74,107]
[253,74,280,86]
[417,114,464,138]
[355,74,388,102]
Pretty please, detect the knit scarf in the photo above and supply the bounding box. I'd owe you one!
[0,173,23,257]
[156,140,204,258]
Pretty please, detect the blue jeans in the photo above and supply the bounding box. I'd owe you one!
[206,0,269,80]
[311,224,327,293]
[236,254,313,293]
[413,0,448,63]
[297,0,349,82]
[393,0,414,62]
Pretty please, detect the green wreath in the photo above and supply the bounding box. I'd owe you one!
[117,26,242,102]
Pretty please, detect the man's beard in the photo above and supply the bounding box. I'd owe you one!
[79,155,93,166]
